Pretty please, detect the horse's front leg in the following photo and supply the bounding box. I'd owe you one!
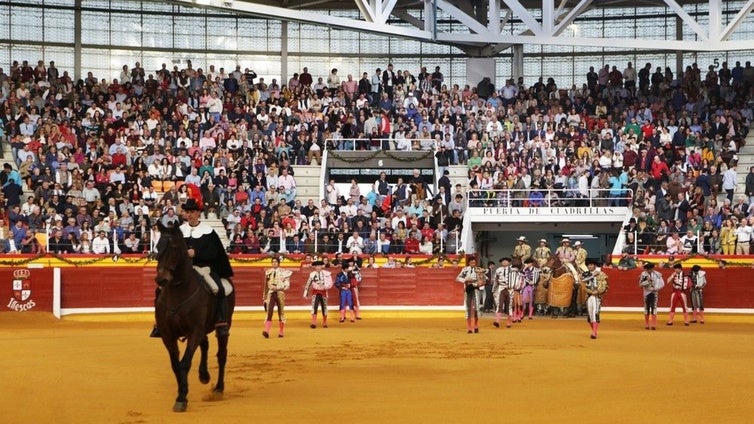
[162,338,182,401]
[198,336,210,384]
[173,333,202,412]
[214,331,229,394]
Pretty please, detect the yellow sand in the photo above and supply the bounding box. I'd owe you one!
[1,311,752,423]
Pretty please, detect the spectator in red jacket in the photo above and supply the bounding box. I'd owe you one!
[650,155,669,181]
[404,231,420,254]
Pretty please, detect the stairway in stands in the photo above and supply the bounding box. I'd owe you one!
[1,141,13,168]
[448,165,470,197]
[290,165,323,203]
[203,216,231,248]
[734,133,754,198]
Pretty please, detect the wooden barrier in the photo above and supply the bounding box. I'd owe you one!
[2,263,754,313]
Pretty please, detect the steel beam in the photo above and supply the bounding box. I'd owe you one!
[719,0,754,41]
[168,0,754,52]
[501,0,543,36]
[355,0,376,22]
[379,0,399,24]
[552,0,594,36]
[436,0,490,35]
[663,0,708,41]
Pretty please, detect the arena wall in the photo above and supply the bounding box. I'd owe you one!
[1,259,753,314]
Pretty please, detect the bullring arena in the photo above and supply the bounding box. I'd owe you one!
[4,0,754,422]
[2,258,754,423]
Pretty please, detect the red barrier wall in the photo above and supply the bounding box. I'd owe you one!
[602,267,754,308]
[2,266,753,312]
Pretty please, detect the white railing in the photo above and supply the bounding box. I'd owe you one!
[465,188,634,209]
[623,229,704,255]
[327,138,436,151]
[319,148,328,202]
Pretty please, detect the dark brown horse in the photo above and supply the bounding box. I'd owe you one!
[154,223,235,412]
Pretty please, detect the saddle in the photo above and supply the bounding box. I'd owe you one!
[193,266,234,296]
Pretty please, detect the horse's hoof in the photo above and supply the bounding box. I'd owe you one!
[213,387,224,395]
[199,372,210,384]
[173,401,187,412]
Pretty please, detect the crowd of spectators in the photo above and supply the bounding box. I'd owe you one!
[1,57,754,258]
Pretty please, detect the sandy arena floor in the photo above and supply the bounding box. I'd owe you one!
[1,311,752,423]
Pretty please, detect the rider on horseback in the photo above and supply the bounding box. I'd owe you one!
[151,194,233,337]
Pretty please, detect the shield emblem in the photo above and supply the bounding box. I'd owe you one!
[12,279,31,302]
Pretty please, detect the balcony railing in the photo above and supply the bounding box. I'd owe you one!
[465,188,634,209]
[327,138,436,151]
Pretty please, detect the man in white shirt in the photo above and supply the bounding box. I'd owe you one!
[395,136,412,151]
[346,232,364,255]
[326,179,339,206]
[278,168,297,204]
[184,167,201,186]
[206,92,223,122]
[92,230,111,254]
[391,208,406,230]
[734,217,753,255]
[341,199,357,223]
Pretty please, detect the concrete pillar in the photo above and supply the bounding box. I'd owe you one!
[512,44,524,83]
[466,58,495,89]
[675,16,683,76]
[280,21,288,85]
[74,0,82,81]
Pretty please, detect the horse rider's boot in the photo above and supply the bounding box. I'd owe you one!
[262,320,271,338]
[149,287,162,337]
[699,311,705,324]
[493,312,501,328]
[310,314,317,329]
[149,325,161,338]
[215,293,230,337]
[666,311,675,325]
[278,321,285,338]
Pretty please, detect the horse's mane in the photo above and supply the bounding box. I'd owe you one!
[156,221,192,284]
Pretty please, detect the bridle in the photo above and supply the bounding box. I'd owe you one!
[155,234,186,287]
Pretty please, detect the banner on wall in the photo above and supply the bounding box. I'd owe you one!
[2,267,53,313]
[8,269,36,311]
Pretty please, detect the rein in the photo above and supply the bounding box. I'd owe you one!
[168,284,202,316]
[158,232,202,316]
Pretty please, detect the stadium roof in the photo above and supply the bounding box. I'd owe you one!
[170,0,754,52]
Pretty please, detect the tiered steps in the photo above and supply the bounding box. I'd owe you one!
[204,217,230,248]
[734,134,754,197]
[447,165,469,195]
[1,139,11,163]
[291,165,323,203]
